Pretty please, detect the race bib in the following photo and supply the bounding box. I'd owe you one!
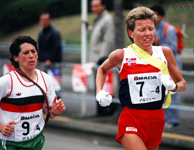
[128,72,162,104]
[14,110,44,142]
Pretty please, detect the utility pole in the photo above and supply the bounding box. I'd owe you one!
[81,0,88,116]
[81,0,87,65]
[114,0,124,48]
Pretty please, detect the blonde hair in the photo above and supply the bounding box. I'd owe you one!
[125,6,157,32]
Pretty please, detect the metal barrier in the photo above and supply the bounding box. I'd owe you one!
[0,42,88,55]
[0,41,193,112]
[61,67,194,112]
[41,62,194,113]
[0,61,194,109]
[0,42,192,56]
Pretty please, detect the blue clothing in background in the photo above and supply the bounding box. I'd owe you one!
[155,19,182,126]
[38,25,62,63]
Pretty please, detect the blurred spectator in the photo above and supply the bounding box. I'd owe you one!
[88,0,115,64]
[38,13,62,98]
[88,0,117,116]
[38,13,62,66]
[151,5,182,128]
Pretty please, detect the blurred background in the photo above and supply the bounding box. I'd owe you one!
[0,0,194,149]
[0,0,194,63]
[0,0,193,45]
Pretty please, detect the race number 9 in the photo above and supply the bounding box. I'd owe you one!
[22,122,30,135]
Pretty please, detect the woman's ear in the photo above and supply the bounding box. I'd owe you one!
[13,56,19,62]
[128,29,133,39]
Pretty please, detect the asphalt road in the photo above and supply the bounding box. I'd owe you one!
[43,126,186,150]
[43,126,123,150]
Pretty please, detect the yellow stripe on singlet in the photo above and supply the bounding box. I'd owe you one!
[128,43,171,108]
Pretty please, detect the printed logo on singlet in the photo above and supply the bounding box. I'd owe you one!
[126,58,136,66]
[134,75,157,80]
[21,114,40,120]
[16,92,22,96]
[126,127,137,132]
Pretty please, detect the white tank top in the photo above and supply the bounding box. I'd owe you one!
[0,69,55,142]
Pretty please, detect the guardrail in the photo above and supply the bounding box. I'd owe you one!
[0,42,193,55]
[0,59,194,112]
[0,42,10,51]
[0,42,89,55]
[0,42,193,69]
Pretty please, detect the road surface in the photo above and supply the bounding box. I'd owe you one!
[43,126,187,150]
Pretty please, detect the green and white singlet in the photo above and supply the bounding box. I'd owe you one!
[0,69,55,142]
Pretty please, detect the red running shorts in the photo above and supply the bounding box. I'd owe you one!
[115,107,165,149]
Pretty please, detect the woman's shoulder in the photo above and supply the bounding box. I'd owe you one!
[36,69,50,80]
[161,46,173,54]
[111,48,124,56]
[161,46,174,61]
[0,72,12,79]
[109,49,124,60]
[0,72,12,87]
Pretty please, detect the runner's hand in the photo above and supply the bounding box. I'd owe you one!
[96,90,112,107]
[159,72,176,91]
[1,121,16,137]
[52,96,66,116]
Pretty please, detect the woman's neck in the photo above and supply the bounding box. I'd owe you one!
[144,48,153,55]
[20,68,36,81]
[135,43,153,55]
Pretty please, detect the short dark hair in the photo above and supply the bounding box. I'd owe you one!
[9,36,38,68]
[92,0,106,6]
[101,0,106,6]
[150,5,165,16]
[40,12,51,19]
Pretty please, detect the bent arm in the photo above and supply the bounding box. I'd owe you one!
[96,49,123,94]
[162,46,186,92]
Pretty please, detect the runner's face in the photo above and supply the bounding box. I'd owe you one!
[129,19,155,51]
[14,43,38,71]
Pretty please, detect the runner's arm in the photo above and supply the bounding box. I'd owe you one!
[162,46,186,92]
[96,49,124,94]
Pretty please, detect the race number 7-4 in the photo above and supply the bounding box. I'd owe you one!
[136,81,160,97]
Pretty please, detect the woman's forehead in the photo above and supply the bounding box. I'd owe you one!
[20,43,36,51]
[134,19,155,27]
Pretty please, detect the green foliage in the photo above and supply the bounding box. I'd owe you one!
[1,0,194,48]
[0,0,80,34]
[1,0,193,35]
[123,0,194,6]
[47,0,81,18]
[0,0,50,33]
